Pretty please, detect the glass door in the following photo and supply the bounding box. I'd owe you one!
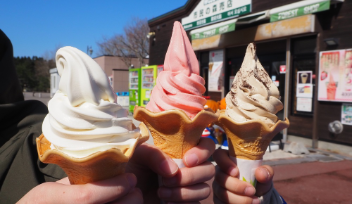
[142,68,154,89]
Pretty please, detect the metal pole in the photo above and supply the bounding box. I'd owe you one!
[221,48,226,99]
[312,34,320,149]
[283,38,291,143]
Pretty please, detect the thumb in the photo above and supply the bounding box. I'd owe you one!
[255,165,274,196]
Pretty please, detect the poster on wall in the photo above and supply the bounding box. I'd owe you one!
[280,65,286,74]
[318,49,352,102]
[208,50,224,92]
[297,97,312,112]
[296,71,313,98]
[341,103,352,125]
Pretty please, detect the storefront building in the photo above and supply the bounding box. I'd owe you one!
[148,0,351,149]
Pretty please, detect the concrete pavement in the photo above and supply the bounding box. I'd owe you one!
[200,148,352,204]
[273,160,352,204]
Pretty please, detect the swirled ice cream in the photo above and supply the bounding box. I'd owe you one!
[42,46,140,158]
[146,21,206,118]
[226,43,283,127]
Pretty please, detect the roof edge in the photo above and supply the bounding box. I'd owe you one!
[148,0,197,26]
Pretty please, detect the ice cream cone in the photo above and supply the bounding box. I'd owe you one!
[218,110,289,160]
[133,106,218,159]
[36,123,149,184]
[218,110,289,185]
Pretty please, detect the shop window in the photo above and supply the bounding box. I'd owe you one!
[199,51,209,96]
[291,36,317,116]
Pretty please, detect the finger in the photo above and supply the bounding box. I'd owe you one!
[158,183,211,202]
[129,143,179,178]
[183,137,215,167]
[111,188,143,204]
[51,173,136,204]
[212,181,260,204]
[56,177,70,185]
[214,166,255,197]
[163,161,215,187]
[255,165,274,196]
[213,149,238,177]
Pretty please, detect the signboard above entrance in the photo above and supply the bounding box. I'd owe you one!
[190,18,236,40]
[270,0,330,22]
[182,0,251,30]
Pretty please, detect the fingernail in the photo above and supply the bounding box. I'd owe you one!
[126,174,136,187]
[244,186,256,196]
[229,167,238,177]
[158,188,172,199]
[259,167,270,181]
[252,198,261,204]
[185,153,199,167]
[159,157,178,175]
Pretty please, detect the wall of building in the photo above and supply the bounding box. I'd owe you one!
[94,56,149,94]
[148,0,352,146]
[149,0,301,65]
[113,70,129,93]
[315,1,352,144]
[149,19,180,65]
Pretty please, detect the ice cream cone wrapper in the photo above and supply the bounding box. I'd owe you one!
[230,157,262,186]
[36,123,149,184]
[133,106,218,160]
[218,110,289,185]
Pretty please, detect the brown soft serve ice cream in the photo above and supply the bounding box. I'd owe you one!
[225,43,283,127]
[218,43,289,186]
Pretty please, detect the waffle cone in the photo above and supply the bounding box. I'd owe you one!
[218,110,289,160]
[133,106,218,159]
[36,123,149,184]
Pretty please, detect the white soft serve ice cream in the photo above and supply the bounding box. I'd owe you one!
[42,46,140,158]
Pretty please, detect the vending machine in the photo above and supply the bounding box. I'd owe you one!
[140,65,159,107]
[157,64,164,76]
[129,68,141,113]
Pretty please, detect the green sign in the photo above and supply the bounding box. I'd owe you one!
[191,22,235,39]
[270,1,330,22]
[183,4,250,30]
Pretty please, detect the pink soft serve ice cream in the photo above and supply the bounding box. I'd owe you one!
[146,21,206,118]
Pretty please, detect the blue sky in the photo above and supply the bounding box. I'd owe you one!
[1,0,188,58]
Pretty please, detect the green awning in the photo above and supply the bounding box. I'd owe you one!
[236,10,269,24]
[270,0,332,22]
[190,10,269,40]
[190,18,237,40]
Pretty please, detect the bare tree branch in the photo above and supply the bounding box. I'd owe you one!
[96,17,149,68]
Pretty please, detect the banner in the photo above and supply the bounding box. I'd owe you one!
[341,103,352,125]
[318,49,352,102]
[208,50,224,92]
[182,0,251,30]
[191,21,235,39]
[270,0,330,22]
[296,71,313,98]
